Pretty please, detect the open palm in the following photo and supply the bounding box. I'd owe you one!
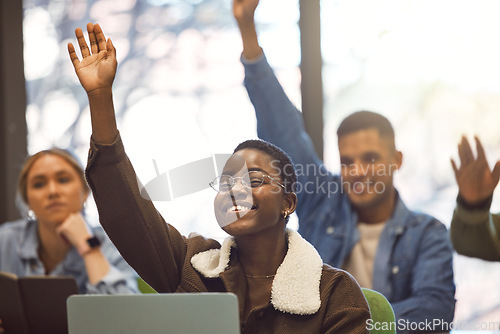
[68,23,117,94]
[451,136,500,205]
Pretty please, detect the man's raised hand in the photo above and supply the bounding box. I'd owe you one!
[233,0,259,24]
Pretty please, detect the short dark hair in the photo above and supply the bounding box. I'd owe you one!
[233,139,297,194]
[337,111,395,141]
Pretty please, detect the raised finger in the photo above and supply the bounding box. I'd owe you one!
[492,160,500,184]
[458,136,474,166]
[474,136,488,164]
[75,27,90,58]
[93,23,108,53]
[450,158,459,179]
[87,23,98,54]
[67,43,80,67]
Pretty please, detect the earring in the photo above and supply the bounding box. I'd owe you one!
[27,210,37,221]
[283,210,289,219]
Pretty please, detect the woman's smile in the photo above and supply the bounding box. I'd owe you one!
[214,149,286,235]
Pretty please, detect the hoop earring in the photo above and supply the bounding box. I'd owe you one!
[282,210,289,219]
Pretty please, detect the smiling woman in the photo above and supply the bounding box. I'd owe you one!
[0,148,138,294]
[72,22,370,333]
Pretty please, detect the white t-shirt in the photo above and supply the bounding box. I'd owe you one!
[342,221,386,289]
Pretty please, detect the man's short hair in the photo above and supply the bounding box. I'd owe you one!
[337,111,395,141]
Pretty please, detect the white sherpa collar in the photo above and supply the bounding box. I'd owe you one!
[190,229,323,315]
[190,234,236,278]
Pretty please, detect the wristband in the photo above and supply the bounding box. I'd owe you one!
[457,195,492,210]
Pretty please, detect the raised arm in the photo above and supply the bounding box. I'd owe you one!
[68,23,118,144]
[233,0,341,225]
[450,136,500,260]
[69,24,188,292]
[233,0,262,60]
[451,136,500,205]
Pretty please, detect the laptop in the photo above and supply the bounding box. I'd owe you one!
[0,271,78,334]
[67,293,240,334]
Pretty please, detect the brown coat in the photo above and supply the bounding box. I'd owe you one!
[85,134,370,333]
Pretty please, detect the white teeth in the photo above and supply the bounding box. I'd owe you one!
[227,205,251,213]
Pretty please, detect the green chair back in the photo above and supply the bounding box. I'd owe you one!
[362,288,396,334]
[137,277,157,294]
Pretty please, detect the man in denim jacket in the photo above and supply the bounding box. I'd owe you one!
[233,0,455,332]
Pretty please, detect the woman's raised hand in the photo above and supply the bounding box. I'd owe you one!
[68,23,118,144]
[68,23,117,95]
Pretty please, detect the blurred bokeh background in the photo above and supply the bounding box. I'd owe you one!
[19,0,500,329]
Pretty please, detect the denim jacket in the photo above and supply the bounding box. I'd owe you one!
[0,219,138,294]
[242,53,455,330]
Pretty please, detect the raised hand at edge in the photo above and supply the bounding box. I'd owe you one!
[451,136,500,206]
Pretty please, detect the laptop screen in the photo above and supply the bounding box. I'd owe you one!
[67,293,240,334]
